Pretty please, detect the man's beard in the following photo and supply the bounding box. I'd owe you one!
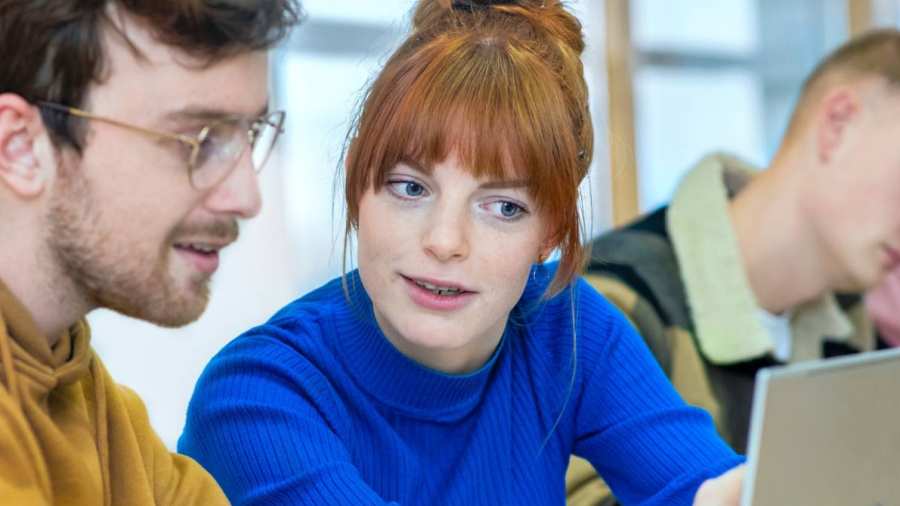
[44,168,229,328]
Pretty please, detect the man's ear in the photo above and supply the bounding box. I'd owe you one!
[0,93,50,198]
[815,88,859,164]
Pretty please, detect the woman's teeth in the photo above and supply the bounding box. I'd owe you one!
[415,280,462,296]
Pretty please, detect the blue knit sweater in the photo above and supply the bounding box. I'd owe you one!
[179,265,742,505]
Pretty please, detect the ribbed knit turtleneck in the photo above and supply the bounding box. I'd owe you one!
[329,278,504,421]
[181,265,743,506]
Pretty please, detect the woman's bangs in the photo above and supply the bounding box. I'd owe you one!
[375,43,552,193]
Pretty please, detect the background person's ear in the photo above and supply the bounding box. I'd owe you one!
[0,94,50,198]
[815,88,859,164]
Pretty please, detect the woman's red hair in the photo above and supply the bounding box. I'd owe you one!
[345,0,592,296]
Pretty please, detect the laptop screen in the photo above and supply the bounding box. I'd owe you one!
[741,347,900,506]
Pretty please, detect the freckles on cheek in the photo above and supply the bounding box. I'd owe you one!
[358,227,394,280]
[360,231,408,272]
[360,242,387,269]
[483,234,538,267]
[478,249,533,297]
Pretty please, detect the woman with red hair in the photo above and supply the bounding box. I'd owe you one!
[180,1,744,504]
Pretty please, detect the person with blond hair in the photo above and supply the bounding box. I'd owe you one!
[180,1,744,504]
[572,28,900,504]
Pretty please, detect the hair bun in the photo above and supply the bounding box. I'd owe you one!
[450,0,517,12]
[413,1,583,56]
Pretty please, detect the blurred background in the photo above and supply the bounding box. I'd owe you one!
[88,0,900,449]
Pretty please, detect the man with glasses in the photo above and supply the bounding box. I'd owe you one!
[0,1,299,504]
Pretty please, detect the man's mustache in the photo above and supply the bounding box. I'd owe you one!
[171,219,240,244]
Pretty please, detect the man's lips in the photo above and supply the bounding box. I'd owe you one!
[172,239,234,275]
[171,219,239,252]
[885,246,900,269]
[172,240,231,253]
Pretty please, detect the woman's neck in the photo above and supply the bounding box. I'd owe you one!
[371,307,507,375]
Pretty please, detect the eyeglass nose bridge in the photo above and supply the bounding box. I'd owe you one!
[247,120,260,146]
[187,125,212,173]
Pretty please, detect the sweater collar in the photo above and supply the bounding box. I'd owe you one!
[666,153,864,364]
[329,273,507,421]
[0,277,93,401]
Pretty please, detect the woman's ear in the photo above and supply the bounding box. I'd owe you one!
[539,222,565,263]
[537,241,554,263]
[0,94,50,198]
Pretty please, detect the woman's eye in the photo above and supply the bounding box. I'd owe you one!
[404,182,425,197]
[489,200,527,220]
[387,180,428,199]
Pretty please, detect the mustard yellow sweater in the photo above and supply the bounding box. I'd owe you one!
[0,279,228,505]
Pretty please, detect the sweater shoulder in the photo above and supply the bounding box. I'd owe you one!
[224,276,349,363]
[186,288,356,458]
[518,270,635,375]
[527,277,628,335]
[266,276,348,335]
[198,276,351,411]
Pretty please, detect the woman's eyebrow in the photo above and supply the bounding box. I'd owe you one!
[398,158,429,173]
[479,179,529,190]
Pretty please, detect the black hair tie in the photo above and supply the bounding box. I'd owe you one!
[451,0,518,12]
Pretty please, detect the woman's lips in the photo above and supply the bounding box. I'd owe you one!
[402,275,477,311]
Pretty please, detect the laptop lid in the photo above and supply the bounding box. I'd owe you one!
[741,347,900,506]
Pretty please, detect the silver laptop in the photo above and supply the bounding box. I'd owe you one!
[741,347,900,506]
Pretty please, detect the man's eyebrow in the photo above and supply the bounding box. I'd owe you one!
[162,104,270,123]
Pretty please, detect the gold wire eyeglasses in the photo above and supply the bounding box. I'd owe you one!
[37,101,286,190]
